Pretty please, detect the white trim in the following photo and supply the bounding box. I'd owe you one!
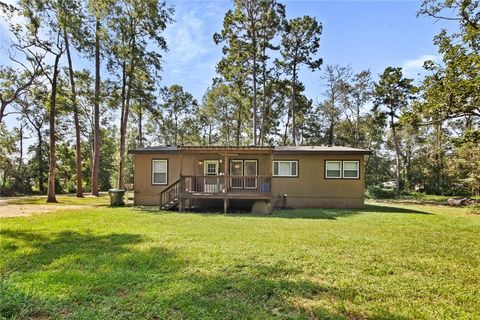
[152,159,168,185]
[273,160,298,177]
[342,161,359,179]
[325,161,342,179]
[204,160,219,176]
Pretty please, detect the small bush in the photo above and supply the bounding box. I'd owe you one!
[366,185,396,199]
[468,203,480,215]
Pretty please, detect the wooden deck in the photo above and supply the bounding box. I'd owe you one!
[160,175,273,212]
[182,192,273,200]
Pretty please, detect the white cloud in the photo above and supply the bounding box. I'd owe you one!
[401,54,440,75]
[161,2,227,99]
[164,9,210,64]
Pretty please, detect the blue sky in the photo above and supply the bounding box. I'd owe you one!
[160,0,455,101]
[1,0,456,131]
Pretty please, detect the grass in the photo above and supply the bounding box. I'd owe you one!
[1,199,479,319]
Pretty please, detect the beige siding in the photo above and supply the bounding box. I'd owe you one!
[271,154,365,208]
[133,152,365,208]
[133,153,181,205]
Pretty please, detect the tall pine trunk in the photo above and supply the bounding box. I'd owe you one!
[46,53,62,203]
[327,114,334,145]
[390,112,401,198]
[137,107,143,148]
[92,17,101,196]
[259,44,267,146]
[64,28,83,197]
[236,105,241,147]
[291,66,297,146]
[283,107,290,146]
[252,51,257,146]
[117,64,132,190]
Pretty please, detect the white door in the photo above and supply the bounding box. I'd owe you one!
[204,160,219,192]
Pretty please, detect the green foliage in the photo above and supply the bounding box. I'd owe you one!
[366,185,396,199]
[469,203,480,215]
[277,15,323,145]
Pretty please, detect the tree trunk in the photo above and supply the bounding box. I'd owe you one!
[65,28,83,197]
[391,113,401,198]
[92,17,101,196]
[18,123,24,170]
[328,114,334,145]
[0,102,6,125]
[259,45,267,146]
[236,105,241,147]
[291,66,297,146]
[46,53,62,203]
[137,107,143,148]
[208,123,212,145]
[225,107,230,146]
[117,69,132,190]
[283,107,290,146]
[252,51,258,146]
[174,114,178,146]
[35,127,45,192]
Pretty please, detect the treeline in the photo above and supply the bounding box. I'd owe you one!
[0,0,479,199]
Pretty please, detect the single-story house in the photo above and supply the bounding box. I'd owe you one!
[128,145,371,212]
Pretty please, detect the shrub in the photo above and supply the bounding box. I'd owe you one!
[468,203,480,215]
[366,185,396,199]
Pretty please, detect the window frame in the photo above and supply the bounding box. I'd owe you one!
[325,160,343,179]
[151,159,168,185]
[273,160,299,178]
[243,160,258,189]
[324,160,361,180]
[342,160,360,179]
[203,160,219,176]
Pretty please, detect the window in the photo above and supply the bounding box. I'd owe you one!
[273,161,298,177]
[244,160,258,176]
[204,160,219,176]
[152,160,167,185]
[343,161,359,179]
[325,160,360,179]
[244,160,258,189]
[325,161,342,178]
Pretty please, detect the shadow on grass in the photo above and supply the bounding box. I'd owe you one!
[1,229,410,319]
[184,204,431,220]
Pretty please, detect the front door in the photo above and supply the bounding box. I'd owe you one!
[204,160,219,192]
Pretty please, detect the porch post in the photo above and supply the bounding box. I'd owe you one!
[224,198,229,214]
[180,152,183,176]
[224,154,229,213]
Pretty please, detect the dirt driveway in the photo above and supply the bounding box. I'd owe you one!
[0,198,95,218]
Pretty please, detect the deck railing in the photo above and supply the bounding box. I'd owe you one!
[181,175,271,194]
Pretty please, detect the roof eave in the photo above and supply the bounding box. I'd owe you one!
[273,150,372,155]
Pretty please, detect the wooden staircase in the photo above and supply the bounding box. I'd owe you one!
[159,179,181,210]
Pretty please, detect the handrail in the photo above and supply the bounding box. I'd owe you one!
[181,175,271,194]
[159,179,181,208]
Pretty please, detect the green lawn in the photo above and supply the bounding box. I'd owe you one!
[1,199,479,319]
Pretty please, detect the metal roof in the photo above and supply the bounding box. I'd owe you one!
[274,146,371,154]
[129,145,371,155]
